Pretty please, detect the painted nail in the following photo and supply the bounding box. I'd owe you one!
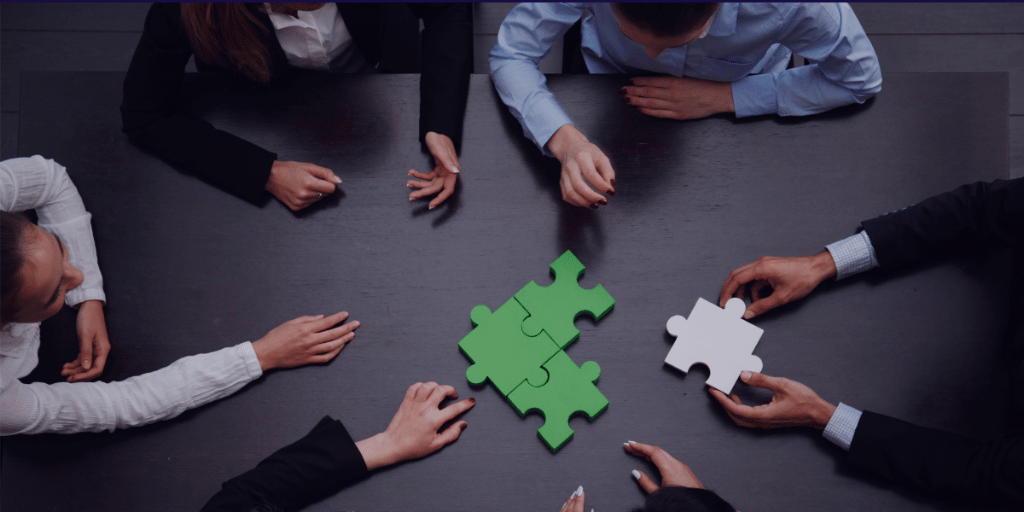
[590,204,599,209]
[429,206,435,210]
[469,398,476,404]
[610,179,616,187]
[741,371,752,381]
[623,442,630,446]
[333,176,342,184]
[577,485,584,496]
[632,470,642,480]
[608,189,615,196]
[628,440,636,444]
[460,423,467,431]
[598,200,608,206]
[449,165,461,174]
[409,197,414,201]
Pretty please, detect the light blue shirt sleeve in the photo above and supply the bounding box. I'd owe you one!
[732,3,882,117]
[826,231,880,280]
[489,3,586,156]
[822,402,863,451]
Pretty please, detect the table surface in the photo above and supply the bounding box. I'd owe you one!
[1,71,1013,512]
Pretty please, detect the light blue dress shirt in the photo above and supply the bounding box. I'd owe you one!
[490,3,882,155]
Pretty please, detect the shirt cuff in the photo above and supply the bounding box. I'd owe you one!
[731,73,779,117]
[238,341,265,380]
[822,402,862,451]
[825,231,879,280]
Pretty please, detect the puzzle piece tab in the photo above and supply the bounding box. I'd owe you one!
[507,350,609,452]
[664,297,764,395]
[459,297,557,396]
[515,250,615,349]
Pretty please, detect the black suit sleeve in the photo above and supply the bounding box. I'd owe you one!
[410,3,472,153]
[846,411,1024,506]
[860,178,1024,268]
[121,3,276,206]
[200,415,370,512]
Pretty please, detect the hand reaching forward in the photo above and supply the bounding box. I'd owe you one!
[558,485,586,512]
[621,76,734,120]
[265,160,341,211]
[407,132,460,209]
[624,441,704,492]
[251,312,360,371]
[719,251,837,319]
[356,382,476,470]
[546,124,616,209]
[709,371,837,430]
[62,300,110,382]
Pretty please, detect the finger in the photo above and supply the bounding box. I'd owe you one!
[440,396,476,422]
[433,420,468,450]
[637,107,681,119]
[624,440,657,461]
[311,311,351,331]
[629,76,673,88]
[63,359,83,372]
[415,381,438,401]
[407,169,437,180]
[89,348,109,374]
[560,170,590,207]
[306,177,338,195]
[569,157,607,205]
[405,382,422,401]
[745,293,787,319]
[741,371,787,393]
[313,322,360,344]
[428,175,457,209]
[409,181,444,200]
[572,489,585,512]
[69,366,104,383]
[633,469,660,494]
[625,95,675,110]
[406,179,435,189]
[310,343,345,364]
[79,337,94,371]
[427,384,458,406]
[719,263,758,307]
[750,280,770,302]
[303,163,341,184]
[288,314,324,325]
[593,152,616,193]
[429,141,460,175]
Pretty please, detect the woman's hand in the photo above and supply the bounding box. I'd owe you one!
[62,300,110,382]
[407,132,460,210]
[356,382,475,470]
[624,441,704,492]
[251,312,360,371]
[621,77,734,120]
[709,371,837,430]
[558,486,586,512]
[546,124,616,209]
[265,160,341,211]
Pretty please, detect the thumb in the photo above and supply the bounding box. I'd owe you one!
[744,294,785,319]
[740,371,784,392]
[79,335,94,371]
[304,163,341,184]
[433,421,467,451]
[431,143,460,175]
[632,469,659,494]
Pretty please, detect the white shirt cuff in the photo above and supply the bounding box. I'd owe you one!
[825,231,879,280]
[822,402,862,451]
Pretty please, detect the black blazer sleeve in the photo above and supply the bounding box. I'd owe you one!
[846,411,1024,506]
[121,3,277,206]
[860,178,1024,268]
[200,415,370,512]
[410,3,472,152]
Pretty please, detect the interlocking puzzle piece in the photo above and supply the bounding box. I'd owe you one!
[459,297,558,396]
[515,250,615,349]
[664,297,764,395]
[507,350,609,452]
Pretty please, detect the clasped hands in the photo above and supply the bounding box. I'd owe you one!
[265,132,461,212]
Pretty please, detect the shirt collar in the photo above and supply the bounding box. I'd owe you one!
[706,3,738,38]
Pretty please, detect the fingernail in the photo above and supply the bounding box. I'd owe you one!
[598,199,607,206]
[611,178,616,187]
[632,470,642,480]
[624,97,632,105]
[460,423,467,431]
[608,189,615,196]
[83,360,91,370]
[469,398,476,404]
[590,204,599,209]
[743,310,753,319]
[449,165,460,174]
[333,176,341,184]
[409,197,414,201]
[429,205,435,210]
[408,170,414,176]
[623,442,630,446]
[577,485,584,496]
[407,184,413,188]
[628,440,636,444]
[741,371,752,381]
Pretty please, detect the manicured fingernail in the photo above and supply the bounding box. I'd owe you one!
[449,165,460,174]
[469,398,476,404]
[628,440,636,444]
[743,310,753,319]
[623,97,632,105]
[409,197,414,201]
[577,485,583,496]
[608,189,615,196]
[741,371,752,381]
[598,199,608,206]
[590,204,599,209]
[83,360,91,370]
[632,470,642,480]
[619,87,627,95]
[429,205,435,210]
[611,178,616,187]
[460,423,467,431]
[332,176,341,184]
[623,442,630,446]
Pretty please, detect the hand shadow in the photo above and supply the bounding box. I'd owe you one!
[290,186,347,219]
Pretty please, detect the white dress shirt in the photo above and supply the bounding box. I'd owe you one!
[265,3,367,72]
[0,156,263,435]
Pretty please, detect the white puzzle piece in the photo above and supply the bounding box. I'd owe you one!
[664,297,764,394]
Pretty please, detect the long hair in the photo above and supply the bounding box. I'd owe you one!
[1,211,33,327]
[180,3,272,82]
[612,3,720,38]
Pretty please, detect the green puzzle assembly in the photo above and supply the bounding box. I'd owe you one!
[458,251,615,451]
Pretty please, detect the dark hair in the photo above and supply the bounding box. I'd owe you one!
[612,3,720,38]
[631,486,735,512]
[1,211,33,326]
[181,3,272,82]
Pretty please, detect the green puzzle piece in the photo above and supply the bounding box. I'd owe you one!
[507,350,609,452]
[458,297,558,397]
[516,250,615,349]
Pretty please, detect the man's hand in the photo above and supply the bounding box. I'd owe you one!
[545,124,616,209]
[265,160,341,211]
[407,132,460,210]
[624,441,704,492]
[709,371,837,431]
[719,251,837,319]
[621,76,734,120]
[62,300,110,382]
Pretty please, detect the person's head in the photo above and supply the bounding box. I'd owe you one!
[0,212,84,327]
[632,486,735,512]
[611,3,721,58]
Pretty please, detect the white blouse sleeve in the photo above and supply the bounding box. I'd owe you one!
[0,155,106,306]
[0,341,264,435]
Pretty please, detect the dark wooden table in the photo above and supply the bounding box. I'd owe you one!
[1,71,1013,512]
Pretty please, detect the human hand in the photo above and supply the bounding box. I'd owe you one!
[558,485,586,512]
[251,312,359,371]
[62,300,110,382]
[356,382,475,470]
[407,132,460,209]
[545,124,616,209]
[709,371,837,431]
[719,251,837,319]
[621,76,734,120]
[624,441,704,492]
[265,160,341,211]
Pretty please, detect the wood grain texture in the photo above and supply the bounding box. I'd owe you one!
[853,3,1024,35]
[0,2,150,32]
[2,71,1013,512]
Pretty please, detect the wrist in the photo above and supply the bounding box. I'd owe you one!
[809,399,838,431]
[265,160,282,192]
[250,339,276,372]
[810,251,838,282]
[718,81,735,113]
[356,432,400,471]
[546,124,585,162]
